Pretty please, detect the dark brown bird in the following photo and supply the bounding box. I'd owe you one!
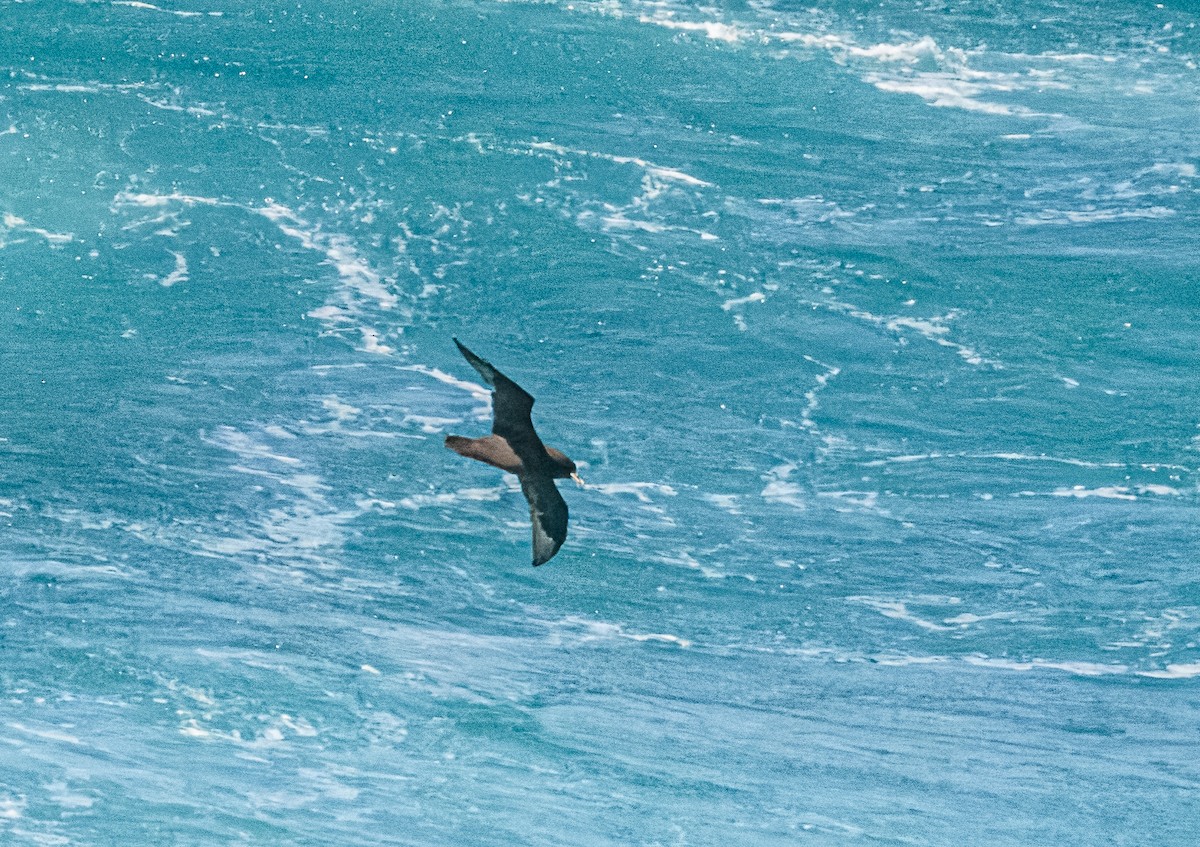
[445,338,583,566]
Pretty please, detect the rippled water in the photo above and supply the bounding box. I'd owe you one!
[2,0,1199,843]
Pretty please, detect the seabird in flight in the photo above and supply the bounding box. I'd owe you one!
[445,338,583,566]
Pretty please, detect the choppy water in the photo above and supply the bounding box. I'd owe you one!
[2,0,1199,843]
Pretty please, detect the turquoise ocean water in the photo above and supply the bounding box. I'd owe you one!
[2,0,1199,843]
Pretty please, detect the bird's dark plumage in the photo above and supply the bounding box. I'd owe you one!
[446,339,580,566]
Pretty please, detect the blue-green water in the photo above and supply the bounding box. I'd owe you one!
[2,0,1199,843]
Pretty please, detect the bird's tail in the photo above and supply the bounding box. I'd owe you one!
[444,434,523,474]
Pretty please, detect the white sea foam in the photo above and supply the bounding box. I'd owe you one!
[320,396,362,421]
[1139,663,1200,679]
[775,31,940,63]
[870,654,951,667]
[702,493,742,514]
[799,355,841,432]
[720,291,766,311]
[402,414,461,434]
[963,656,1129,676]
[1048,484,1185,501]
[985,452,1125,469]
[113,190,405,354]
[772,28,1058,116]
[195,426,359,563]
[638,14,744,43]
[943,611,1025,626]
[590,482,678,502]
[748,643,1198,681]
[1016,206,1176,225]
[202,426,302,466]
[850,597,954,632]
[256,200,399,313]
[1137,484,1184,497]
[112,1,223,17]
[761,480,806,509]
[1051,485,1137,501]
[308,305,349,323]
[1145,162,1197,179]
[45,783,93,810]
[865,75,1027,116]
[2,212,74,246]
[160,250,189,287]
[114,190,221,208]
[885,314,990,366]
[400,364,492,406]
[826,300,996,367]
[5,557,129,582]
[600,213,667,234]
[526,140,712,188]
[22,83,103,94]
[6,722,82,745]
[818,490,880,511]
[555,615,692,648]
[860,453,941,466]
[756,195,855,224]
[649,548,725,579]
[135,93,220,118]
[398,486,505,510]
[178,719,249,745]
[519,136,717,248]
[357,326,392,355]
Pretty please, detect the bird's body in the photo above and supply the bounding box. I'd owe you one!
[445,434,576,478]
[445,339,581,566]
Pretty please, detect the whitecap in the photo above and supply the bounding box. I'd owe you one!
[761,479,806,509]
[1016,206,1176,225]
[398,486,505,510]
[720,291,766,311]
[1139,663,1200,679]
[399,364,492,407]
[320,396,362,421]
[6,722,82,745]
[255,200,398,313]
[639,14,744,43]
[818,490,880,510]
[849,597,954,632]
[2,212,74,246]
[553,615,692,648]
[202,426,302,466]
[111,1,223,17]
[590,482,678,502]
[701,493,741,514]
[963,656,1129,676]
[160,250,189,287]
[1050,486,1137,501]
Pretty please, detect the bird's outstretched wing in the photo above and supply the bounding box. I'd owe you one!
[453,338,543,457]
[454,338,568,566]
[520,471,569,566]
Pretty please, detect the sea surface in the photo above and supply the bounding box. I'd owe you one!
[2,0,1199,843]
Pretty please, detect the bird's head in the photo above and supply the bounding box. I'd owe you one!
[546,447,585,486]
